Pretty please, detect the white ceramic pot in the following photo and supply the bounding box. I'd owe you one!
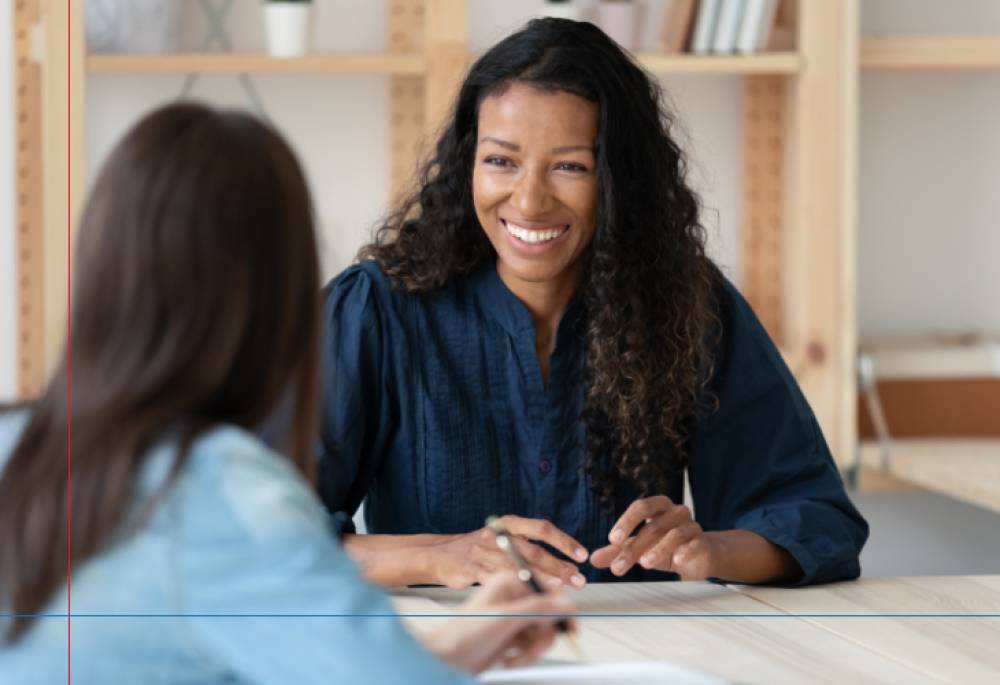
[537,0,584,21]
[264,3,313,58]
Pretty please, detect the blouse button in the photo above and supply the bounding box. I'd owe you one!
[539,459,552,475]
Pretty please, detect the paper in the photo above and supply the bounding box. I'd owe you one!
[479,660,730,684]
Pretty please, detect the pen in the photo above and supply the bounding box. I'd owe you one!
[485,516,583,659]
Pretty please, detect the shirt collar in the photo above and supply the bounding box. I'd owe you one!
[467,260,584,349]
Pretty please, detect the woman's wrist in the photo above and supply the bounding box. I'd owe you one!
[342,533,448,587]
[707,530,801,584]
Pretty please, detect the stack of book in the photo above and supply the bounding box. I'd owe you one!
[659,0,782,55]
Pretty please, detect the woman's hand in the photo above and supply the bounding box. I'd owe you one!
[429,516,589,589]
[589,496,801,583]
[421,571,577,673]
[589,496,719,579]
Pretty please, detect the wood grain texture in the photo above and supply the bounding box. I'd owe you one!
[88,53,426,74]
[857,379,1000,438]
[862,35,1000,71]
[14,0,45,398]
[395,580,953,684]
[736,576,1000,683]
[743,75,785,344]
[389,0,427,204]
[784,0,858,468]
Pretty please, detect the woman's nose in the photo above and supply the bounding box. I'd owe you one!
[510,169,552,216]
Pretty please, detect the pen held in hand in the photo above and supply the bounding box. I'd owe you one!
[485,516,583,659]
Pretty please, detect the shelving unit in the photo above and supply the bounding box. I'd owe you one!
[88,52,427,75]
[861,35,1000,71]
[854,28,1000,507]
[16,1,858,474]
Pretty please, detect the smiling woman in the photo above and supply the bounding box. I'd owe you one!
[315,17,868,591]
[473,84,599,382]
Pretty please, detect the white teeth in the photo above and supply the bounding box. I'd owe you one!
[503,220,568,245]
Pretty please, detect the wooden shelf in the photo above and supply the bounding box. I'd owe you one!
[88,51,802,77]
[636,51,800,75]
[862,35,1000,71]
[88,52,427,75]
[860,439,1000,514]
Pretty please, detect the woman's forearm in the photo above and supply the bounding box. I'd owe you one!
[341,533,444,587]
[708,530,802,584]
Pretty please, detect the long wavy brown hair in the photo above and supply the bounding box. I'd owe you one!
[0,104,321,642]
[361,18,721,504]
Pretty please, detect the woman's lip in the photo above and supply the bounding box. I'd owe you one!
[501,218,569,231]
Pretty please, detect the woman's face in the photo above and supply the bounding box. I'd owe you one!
[473,82,599,291]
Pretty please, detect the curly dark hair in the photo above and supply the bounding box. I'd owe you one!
[361,18,720,504]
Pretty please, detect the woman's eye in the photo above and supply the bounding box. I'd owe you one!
[484,156,511,167]
[556,162,587,172]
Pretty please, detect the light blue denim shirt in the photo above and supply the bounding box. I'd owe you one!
[0,411,472,685]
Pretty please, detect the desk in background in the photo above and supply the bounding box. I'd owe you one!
[394,576,1000,684]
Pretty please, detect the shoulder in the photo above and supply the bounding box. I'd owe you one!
[168,425,327,545]
[322,260,404,331]
[324,260,394,307]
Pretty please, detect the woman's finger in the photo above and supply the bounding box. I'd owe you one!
[639,521,703,571]
[500,515,589,563]
[607,496,676,545]
[513,537,587,589]
[610,505,694,574]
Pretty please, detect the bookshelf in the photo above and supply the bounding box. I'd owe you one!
[861,35,1000,71]
[855,25,1000,505]
[88,52,428,75]
[87,51,802,77]
[17,0,858,474]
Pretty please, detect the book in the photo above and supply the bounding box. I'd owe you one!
[711,0,745,54]
[690,0,721,54]
[659,0,698,53]
[736,0,778,53]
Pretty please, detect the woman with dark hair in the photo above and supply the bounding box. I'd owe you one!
[0,103,574,682]
[320,17,867,589]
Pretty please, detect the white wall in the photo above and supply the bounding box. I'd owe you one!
[0,0,17,401]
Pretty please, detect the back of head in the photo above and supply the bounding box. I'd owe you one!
[0,103,320,642]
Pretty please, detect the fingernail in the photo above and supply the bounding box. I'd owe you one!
[570,573,586,588]
[574,547,588,561]
[610,529,623,544]
[640,553,655,568]
[547,576,563,587]
[611,559,626,575]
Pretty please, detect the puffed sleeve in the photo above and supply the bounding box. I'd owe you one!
[687,278,869,585]
[317,262,397,536]
[178,431,472,685]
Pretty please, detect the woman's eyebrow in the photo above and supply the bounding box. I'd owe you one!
[479,137,595,155]
[479,136,519,150]
[551,144,595,154]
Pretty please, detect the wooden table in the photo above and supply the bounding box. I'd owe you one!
[394,576,1000,684]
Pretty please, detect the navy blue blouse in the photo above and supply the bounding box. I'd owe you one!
[317,260,868,584]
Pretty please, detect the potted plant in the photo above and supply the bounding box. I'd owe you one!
[262,0,314,58]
